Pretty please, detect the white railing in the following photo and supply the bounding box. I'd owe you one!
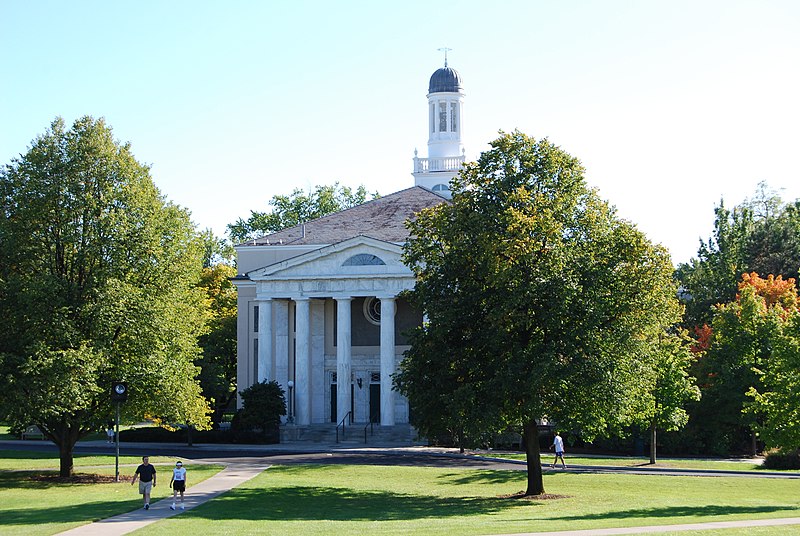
[413,155,465,173]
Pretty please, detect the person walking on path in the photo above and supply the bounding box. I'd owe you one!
[106,424,114,444]
[550,431,566,468]
[131,456,157,510]
[169,460,187,510]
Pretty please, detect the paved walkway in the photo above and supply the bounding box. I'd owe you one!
[55,460,270,535]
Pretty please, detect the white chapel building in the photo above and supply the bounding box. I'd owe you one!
[232,61,466,434]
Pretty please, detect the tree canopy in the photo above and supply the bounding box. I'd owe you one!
[689,273,800,454]
[678,183,800,329]
[395,131,681,495]
[227,183,378,242]
[0,116,211,475]
[196,261,238,425]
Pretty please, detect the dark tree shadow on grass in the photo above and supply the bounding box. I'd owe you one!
[436,469,526,486]
[184,486,528,521]
[554,504,798,522]
[0,499,143,527]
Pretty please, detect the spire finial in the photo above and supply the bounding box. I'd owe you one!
[437,47,452,67]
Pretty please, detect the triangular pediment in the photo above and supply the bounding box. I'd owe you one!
[247,235,410,281]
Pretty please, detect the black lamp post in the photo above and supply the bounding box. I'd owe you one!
[110,381,128,482]
[287,380,294,424]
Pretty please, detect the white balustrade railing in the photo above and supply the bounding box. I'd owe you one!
[413,155,465,173]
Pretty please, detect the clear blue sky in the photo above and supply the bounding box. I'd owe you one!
[2,1,798,264]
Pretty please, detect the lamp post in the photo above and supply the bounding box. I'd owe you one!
[287,380,294,424]
[110,382,128,482]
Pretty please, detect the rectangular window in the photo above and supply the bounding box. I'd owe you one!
[450,102,457,132]
[253,305,259,333]
[439,102,447,132]
[253,338,259,380]
[430,103,435,133]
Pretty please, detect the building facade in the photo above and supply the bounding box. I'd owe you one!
[233,62,466,427]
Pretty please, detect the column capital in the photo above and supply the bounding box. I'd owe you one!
[332,295,353,302]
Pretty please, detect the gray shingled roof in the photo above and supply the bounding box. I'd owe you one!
[239,186,448,247]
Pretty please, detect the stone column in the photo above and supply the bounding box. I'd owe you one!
[294,297,311,425]
[256,298,273,383]
[274,300,290,406]
[335,297,352,424]
[379,296,396,426]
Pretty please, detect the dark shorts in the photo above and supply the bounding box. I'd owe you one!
[172,480,186,492]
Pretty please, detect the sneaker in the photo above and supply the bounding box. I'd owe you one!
[144,504,150,510]
[170,504,176,510]
[180,504,185,510]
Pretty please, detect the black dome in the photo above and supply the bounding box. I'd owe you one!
[428,66,463,93]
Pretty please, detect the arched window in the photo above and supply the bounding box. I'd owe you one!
[432,184,450,192]
[343,254,386,266]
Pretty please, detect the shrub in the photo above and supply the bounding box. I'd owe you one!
[763,448,800,470]
[232,380,286,439]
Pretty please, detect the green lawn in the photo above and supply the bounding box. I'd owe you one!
[0,450,223,535]
[137,464,800,536]
[0,450,179,472]
[2,449,799,536]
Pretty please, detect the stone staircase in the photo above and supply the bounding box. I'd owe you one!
[279,423,425,446]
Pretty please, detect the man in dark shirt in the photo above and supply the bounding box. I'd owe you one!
[131,455,157,509]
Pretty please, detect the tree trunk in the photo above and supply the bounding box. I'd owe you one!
[751,430,758,457]
[48,421,81,477]
[58,440,75,477]
[523,419,545,496]
[649,422,657,465]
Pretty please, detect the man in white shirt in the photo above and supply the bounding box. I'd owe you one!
[550,432,566,468]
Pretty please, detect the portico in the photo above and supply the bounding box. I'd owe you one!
[235,234,422,426]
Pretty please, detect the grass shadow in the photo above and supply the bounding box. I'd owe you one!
[0,498,142,526]
[188,485,526,521]
[555,504,798,521]
[437,469,524,486]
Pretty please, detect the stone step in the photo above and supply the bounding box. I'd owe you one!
[279,423,422,445]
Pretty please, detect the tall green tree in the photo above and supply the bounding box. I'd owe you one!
[676,200,753,328]
[227,183,378,242]
[748,306,800,451]
[0,117,211,476]
[396,131,680,496]
[196,262,238,425]
[677,183,800,330]
[692,273,798,455]
[635,332,700,464]
[198,228,235,268]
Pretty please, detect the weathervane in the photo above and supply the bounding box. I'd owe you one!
[437,47,452,67]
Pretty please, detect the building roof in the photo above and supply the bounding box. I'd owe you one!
[238,186,448,247]
[429,66,463,93]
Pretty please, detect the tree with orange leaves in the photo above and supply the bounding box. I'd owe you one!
[692,272,800,455]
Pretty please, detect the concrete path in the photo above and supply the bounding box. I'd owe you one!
[490,517,800,535]
[55,461,270,536]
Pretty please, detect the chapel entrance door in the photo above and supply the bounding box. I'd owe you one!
[369,383,380,424]
[330,384,337,423]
